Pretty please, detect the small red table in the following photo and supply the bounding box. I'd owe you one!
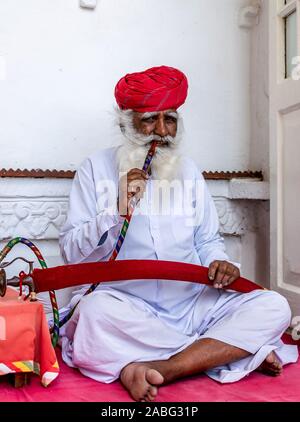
[0,287,59,387]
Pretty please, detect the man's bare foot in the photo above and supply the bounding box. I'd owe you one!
[257,351,282,376]
[120,363,164,402]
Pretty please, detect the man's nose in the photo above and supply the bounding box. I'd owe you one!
[154,116,168,137]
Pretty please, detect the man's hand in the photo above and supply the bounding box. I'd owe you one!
[118,168,149,216]
[208,260,240,289]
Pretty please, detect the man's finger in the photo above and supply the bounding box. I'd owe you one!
[128,171,148,179]
[225,275,237,286]
[127,169,149,180]
[213,272,225,287]
[128,168,147,174]
[214,262,228,284]
[217,274,231,288]
[208,261,219,281]
[128,180,146,194]
[221,267,240,287]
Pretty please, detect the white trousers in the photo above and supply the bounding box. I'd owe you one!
[61,286,298,383]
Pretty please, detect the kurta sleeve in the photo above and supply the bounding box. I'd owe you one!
[59,158,124,264]
[194,178,232,268]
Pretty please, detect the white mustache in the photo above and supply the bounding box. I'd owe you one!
[137,134,176,146]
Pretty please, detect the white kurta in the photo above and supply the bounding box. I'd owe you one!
[59,147,298,383]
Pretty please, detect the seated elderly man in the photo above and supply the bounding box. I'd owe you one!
[59,66,298,402]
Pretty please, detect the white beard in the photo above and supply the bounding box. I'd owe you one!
[115,109,184,181]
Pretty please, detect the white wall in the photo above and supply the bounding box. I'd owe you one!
[250,0,269,179]
[249,0,270,286]
[0,0,251,171]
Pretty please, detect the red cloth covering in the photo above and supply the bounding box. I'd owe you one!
[32,260,264,294]
[0,287,59,387]
[114,65,188,112]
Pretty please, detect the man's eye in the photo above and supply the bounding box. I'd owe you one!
[165,117,177,123]
[142,117,155,123]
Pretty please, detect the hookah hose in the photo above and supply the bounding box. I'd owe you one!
[0,237,60,347]
[58,141,158,327]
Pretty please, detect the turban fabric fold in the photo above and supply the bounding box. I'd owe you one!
[114,65,188,113]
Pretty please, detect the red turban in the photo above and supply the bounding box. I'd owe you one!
[114,65,188,113]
